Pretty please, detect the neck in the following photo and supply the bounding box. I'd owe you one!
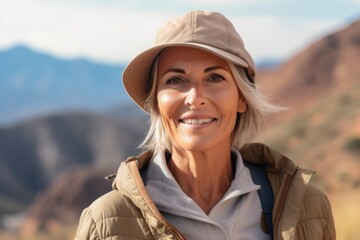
[167,146,234,214]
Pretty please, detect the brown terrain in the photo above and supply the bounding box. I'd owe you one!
[257,19,360,193]
[1,18,360,240]
[257,19,360,240]
[257,19,360,120]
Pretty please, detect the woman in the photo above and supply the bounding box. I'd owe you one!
[75,10,335,239]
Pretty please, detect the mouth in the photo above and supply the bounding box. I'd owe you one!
[179,118,216,125]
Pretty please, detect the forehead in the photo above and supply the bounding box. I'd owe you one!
[157,46,229,70]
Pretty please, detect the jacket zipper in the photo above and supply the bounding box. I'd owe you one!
[165,223,186,239]
[130,160,186,239]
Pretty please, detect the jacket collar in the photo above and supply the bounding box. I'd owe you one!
[113,143,304,195]
[113,143,315,239]
[240,143,299,175]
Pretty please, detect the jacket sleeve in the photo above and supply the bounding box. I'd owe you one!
[322,195,336,240]
[74,208,100,240]
[296,183,337,240]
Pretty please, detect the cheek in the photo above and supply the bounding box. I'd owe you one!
[157,90,181,122]
[157,91,182,140]
[157,91,172,114]
[223,90,241,124]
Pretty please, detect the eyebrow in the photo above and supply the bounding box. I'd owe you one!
[161,65,225,77]
[162,68,185,76]
[204,66,225,72]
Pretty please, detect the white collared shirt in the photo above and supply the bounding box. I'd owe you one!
[143,150,271,240]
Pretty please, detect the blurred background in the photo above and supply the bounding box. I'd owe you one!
[0,0,359,239]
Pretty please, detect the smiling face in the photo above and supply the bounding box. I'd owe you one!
[156,47,247,153]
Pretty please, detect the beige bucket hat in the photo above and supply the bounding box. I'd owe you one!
[122,10,256,110]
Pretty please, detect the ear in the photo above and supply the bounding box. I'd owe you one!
[237,96,247,113]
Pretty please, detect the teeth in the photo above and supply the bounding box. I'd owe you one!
[182,118,214,124]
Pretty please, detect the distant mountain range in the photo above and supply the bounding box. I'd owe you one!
[0,45,129,124]
[0,45,281,125]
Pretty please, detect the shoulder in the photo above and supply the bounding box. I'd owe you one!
[89,189,143,219]
[75,190,146,239]
[240,143,298,174]
[301,183,333,219]
[296,182,336,239]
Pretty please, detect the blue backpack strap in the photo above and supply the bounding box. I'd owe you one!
[243,161,274,239]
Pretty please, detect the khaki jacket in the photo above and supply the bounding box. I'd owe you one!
[75,143,336,240]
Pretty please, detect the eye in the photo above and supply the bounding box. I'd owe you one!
[207,73,225,82]
[165,76,185,85]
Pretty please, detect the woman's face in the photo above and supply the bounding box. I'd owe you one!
[156,47,247,152]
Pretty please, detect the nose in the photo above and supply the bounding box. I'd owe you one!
[184,84,206,108]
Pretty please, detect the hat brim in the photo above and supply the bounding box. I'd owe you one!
[122,42,250,111]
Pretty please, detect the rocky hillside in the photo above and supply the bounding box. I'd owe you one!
[257,19,360,121]
[256,19,360,240]
[256,19,360,194]
[18,167,113,239]
[0,108,147,216]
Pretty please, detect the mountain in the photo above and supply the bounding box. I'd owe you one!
[256,19,360,121]
[253,19,360,192]
[18,167,113,239]
[255,58,282,70]
[0,45,129,124]
[0,107,147,217]
[255,19,360,240]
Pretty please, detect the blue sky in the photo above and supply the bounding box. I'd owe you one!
[1,0,359,64]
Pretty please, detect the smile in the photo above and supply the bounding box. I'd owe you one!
[180,118,216,125]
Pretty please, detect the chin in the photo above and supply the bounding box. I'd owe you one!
[175,141,216,152]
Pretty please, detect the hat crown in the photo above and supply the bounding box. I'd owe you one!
[154,10,252,68]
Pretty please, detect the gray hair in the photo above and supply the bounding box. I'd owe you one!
[140,59,281,154]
